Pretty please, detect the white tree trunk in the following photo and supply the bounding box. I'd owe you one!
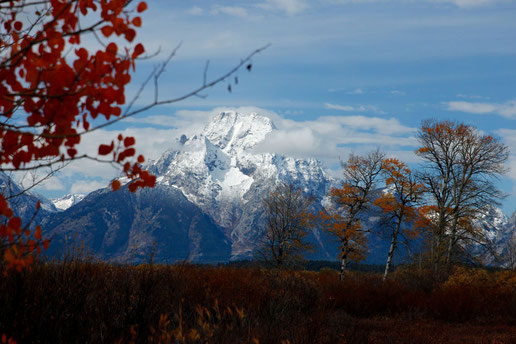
[383,238,396,282]
[340,254,348,281]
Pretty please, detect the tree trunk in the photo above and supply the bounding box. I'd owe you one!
[383,237,397,282]
[340,254,348,281]
[446,212,460,268]
[446,233,454,268]
[383,219,401,282]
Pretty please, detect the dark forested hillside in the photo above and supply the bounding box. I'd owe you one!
[42,184,231,263]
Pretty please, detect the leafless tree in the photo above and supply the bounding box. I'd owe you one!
[256,183,315,268]
[504,235,516,270]
[415,119,509,269]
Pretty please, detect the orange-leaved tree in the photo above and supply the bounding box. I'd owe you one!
[321,150,383,280]
[0,0,267,273]
[374,158,425,281]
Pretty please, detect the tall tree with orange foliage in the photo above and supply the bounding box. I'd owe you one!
[322,150,383,280]
[0,0,266,273]
[374,158,425,281]
[416,119,509,268]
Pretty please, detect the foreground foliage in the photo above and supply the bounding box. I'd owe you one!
[0,262,515,343]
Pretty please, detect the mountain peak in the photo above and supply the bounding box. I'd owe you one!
[51,193,85,211]
[202,111,275,152]
[146,109,333,258]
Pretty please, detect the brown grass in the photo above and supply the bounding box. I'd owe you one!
[0,262,515,343]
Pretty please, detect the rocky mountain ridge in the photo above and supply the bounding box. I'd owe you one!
[51,194,85,211]
[145,111,334,258]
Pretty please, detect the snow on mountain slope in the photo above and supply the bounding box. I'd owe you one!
[478,206,508,242]
[0,171,56,220]
[147,111,335,258]
[476,207,516,266]
[51,194,85,211]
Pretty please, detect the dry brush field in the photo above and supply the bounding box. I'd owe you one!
[1,261,515,343]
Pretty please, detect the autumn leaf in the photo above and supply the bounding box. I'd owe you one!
[112,179,122,191]
[98,142,114,155]
[137,1,148,13]
[132,17,142,27]
[34,226,42,240]
[101,25,114,37]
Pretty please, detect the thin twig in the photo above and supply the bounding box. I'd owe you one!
[82,43,271,135]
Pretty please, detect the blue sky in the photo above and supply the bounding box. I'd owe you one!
[31,0,516,214]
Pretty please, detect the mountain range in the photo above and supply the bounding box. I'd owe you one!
[2,111,515,266]
[41,111,337,262]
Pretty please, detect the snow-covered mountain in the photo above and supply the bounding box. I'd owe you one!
[51,194,85,211]
[146,111,335,258]
[39,111,336,262]
[27,110,516,264]
[477,207,516,267]
[0,171,56,221]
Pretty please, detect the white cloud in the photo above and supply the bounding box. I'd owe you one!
[390,90,406,96]
[252,109,417,162]
[19,174,66,192]
[496,129,516,181]
[125,115,177,128]
[446,101,498,114]
[186,6,203,16]
[210,5,249,18]
[508,158,516,181]
[456,94,489,99]
[328,87,347,93]
[335,115,415,135]
[446,99,516,119]
[348,88,365,95]
[325,103,355,111]
[428,0,503,8]
[38,177,66,191]
[258,0,309,15]
[282,109,304,116]
[71,180,108,194]
[324,103,384,114]
[326,0,504,7]
[322,0,389,4]
[255,127,320,157]
[498,129,516,146]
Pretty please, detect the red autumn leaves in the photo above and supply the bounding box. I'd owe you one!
[0,0,152,272]
[99,134,156,192]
